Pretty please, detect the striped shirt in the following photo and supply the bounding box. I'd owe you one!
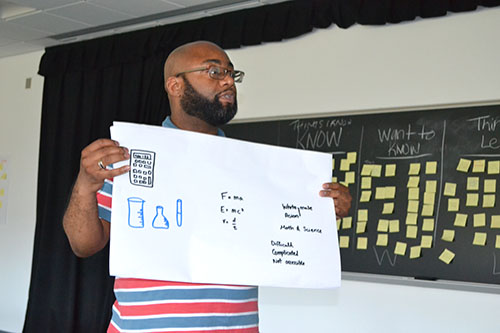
[98,118,259,332]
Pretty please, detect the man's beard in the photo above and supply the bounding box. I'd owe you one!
[180,77,237,127]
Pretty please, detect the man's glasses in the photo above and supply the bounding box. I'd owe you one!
[175,65,245,83]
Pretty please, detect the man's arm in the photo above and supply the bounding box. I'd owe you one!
[63,139,130,258]
[320,182,352,219]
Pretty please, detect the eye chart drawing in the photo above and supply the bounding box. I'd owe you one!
[129,149,155,187]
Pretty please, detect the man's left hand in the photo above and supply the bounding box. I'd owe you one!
[320,182,352,219]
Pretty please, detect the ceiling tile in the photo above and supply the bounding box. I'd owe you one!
[7,11,89,34]
[0,35,16,46]
[88,0,182,17]
[7,0,81,10]
[0,40,43,57]
[47,2,133,26]
[0,21,49,41]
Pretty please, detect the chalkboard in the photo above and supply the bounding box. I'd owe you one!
[224,105,500,287]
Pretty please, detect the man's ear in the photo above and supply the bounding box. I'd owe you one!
[165,76,182,97]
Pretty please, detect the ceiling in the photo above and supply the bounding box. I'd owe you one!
[0,0,290,58]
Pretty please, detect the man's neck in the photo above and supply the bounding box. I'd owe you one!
[170,112,218,135]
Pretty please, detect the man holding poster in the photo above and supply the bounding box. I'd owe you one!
[63,41,352,333]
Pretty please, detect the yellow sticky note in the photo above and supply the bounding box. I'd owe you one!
[0,163,3,171]
[361,177,372,189]
[385,164,396,177]
[421,204,434,216]
[408,163,421,175]
[377,219,389,232]
[448,198,460,212]
[454,213,468,227]
[389,219,400,233]
[371,165,382,177]
[385,186,396,199]
[394,242,407,256]
[442,229,455,242]
[484,179,497,193]
[410,246,421,259]
[0,188,4,196]
[491,215,500,229]
[426,161,438,174]
[347,152,357,164]
[357,237,368,250]
[426,180,437,193]
[360,190,371,202]
[473,213,486,228]
[422,218,434,232]
[407,200,419,213]
[337,219,341,230]
[408,188,419,200]
[421,235,433,248]
[358,209,368,222]
[472,159,486,173]
[376,234,388,247]
[473,232,487,246]
[339,236,350,248]
[439,249,455,264]
[332,158,335,170]
[356,222,367,234]
[342,217,353,229]
[375,187,386,200]
[466,193,479,207]
[0,173,6,180]
[345,171,355,184]
[488,160,500,174]
[407,176,420,188]
[406,225,418,239]
[0,200,2,209]
[423,192,435,205]
[483,194,496,208]
[496,235,500,249]
[340,158,350,171]
[332,177,338,183]
[467,177,479,191]
[406,213,418,225]
[457,158,471,172]
[443,182,457,197]
[361,164,373,176]
[382,202,394,215]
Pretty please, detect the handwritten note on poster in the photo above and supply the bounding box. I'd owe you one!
[109,122,340,289]
[0,157,8,225]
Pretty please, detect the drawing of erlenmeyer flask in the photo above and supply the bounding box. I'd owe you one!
[128,197,145,228]
[152,205,169,229]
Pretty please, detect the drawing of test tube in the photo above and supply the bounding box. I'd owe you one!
[127,197,145,228]
[176,199,183,227]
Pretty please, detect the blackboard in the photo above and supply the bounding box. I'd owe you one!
[224,105,500,287]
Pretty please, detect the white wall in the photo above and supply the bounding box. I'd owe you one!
[0,51,44,333]
[2,6,500,333]
[226,7,500,333]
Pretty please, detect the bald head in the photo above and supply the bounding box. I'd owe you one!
[164,41,229,84]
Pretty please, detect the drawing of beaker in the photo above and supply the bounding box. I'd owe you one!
[152,205,169,229]
[128,197,145,228]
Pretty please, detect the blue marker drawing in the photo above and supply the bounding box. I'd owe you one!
[127,197,145,228]
[176,199,183,227]
[152,205,169,229]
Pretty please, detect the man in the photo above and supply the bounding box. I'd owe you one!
[63,41,352,332]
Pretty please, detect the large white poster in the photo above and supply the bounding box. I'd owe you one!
[109,122,341,289]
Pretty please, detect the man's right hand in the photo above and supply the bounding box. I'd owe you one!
[63,139,130,258]
[76,139,130,193]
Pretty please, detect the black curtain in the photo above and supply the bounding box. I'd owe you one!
[24,0,500,332]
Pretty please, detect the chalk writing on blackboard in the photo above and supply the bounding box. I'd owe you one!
[289,118,352,150]
[467,115,500,150]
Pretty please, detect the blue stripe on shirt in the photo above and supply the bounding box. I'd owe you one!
[115,287,258,303]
